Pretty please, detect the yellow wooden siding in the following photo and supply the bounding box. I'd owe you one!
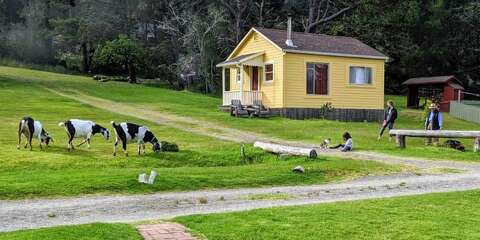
[227,31,284,108]
[283,53,385,109]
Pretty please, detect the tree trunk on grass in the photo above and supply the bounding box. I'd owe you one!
[254,141,317,159]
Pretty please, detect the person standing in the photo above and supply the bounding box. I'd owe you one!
[378,100,398,140]
[425,103,443,145]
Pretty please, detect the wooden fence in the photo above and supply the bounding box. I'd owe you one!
[450,101,480,123]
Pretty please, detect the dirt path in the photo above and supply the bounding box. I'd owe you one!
[3,89,474,233]
[2,168,480,232]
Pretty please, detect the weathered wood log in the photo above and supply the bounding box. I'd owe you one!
[389,130,480,138]
[390,129,480,152]
[254,141,317,159]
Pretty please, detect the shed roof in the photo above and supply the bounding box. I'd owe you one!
[403,75,463,87]
[254,27,388,60]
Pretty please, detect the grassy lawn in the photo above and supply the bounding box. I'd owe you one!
[0,68,399,199]
[1,66,478,161]
[176,190,480,240]
[0,223,141,240]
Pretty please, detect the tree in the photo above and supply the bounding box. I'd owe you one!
[93,35,144,83]
[218,0,252,43]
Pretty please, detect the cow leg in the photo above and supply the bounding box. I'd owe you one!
[17,130,22,150]
[138,144,141,156]
[142,143,146,154]
[28,133,33,151]
[38,136,43,150]
[123,141,128,157]
[113,137,118,156]
[86,133,92,149]
[68,134,75,151]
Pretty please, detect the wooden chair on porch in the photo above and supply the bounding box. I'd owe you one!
[250,100,271,118]
[230,99,249,117]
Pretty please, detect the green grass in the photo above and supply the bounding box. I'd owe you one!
[1,66,478,161]
[0,67,400,199]
[176,190,480,240]
[0,223,141,240]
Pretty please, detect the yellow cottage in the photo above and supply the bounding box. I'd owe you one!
[217,23,388,121]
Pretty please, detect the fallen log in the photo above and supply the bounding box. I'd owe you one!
[254,141,317,159]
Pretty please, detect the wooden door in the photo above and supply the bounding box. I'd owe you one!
[252,67,259,91]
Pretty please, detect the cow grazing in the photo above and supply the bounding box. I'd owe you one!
[58,119,110,151]
[111,121,161,156]
[17,117,53,150]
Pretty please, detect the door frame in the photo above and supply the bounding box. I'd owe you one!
[251,66,259,91]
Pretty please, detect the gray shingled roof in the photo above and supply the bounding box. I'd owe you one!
[403,75,461,86]
[255,27,387,59]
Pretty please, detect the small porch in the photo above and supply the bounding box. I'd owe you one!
[222,90,263,106]
[217,52,265,106]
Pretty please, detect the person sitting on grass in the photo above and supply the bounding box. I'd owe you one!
[329,132,353,152]
[378,100,398,141]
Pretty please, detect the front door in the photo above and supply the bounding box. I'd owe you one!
[252,66,259,91]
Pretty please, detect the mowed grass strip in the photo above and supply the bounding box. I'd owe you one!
[0,223,142,240]
[1,66,479,161]
[176,190,480,240]
[0,73,400,199]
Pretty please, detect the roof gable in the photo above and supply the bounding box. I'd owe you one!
[227,29,282,60]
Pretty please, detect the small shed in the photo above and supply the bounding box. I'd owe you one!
[403,75,464,112]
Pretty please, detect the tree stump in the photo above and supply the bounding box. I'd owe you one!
[396,135,406,148]
[474,138,480,153]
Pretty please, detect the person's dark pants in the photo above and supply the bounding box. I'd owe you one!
[330,144,352,152]
[379,122,394,137]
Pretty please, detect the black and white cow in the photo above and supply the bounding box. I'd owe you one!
[58,119,110,151]
[111,121,161,156]
[17,116,53,150]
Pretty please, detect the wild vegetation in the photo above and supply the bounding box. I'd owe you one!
[1,0,479,94]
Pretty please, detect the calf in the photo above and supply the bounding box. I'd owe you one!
[17,116,53,150]
[111,121,161,156]
[58,119,110,151]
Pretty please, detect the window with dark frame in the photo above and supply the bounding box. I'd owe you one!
[306,63,328,95]
[265,63,274,82]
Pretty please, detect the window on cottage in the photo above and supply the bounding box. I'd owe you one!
[349,66,372,85]
[265,63,274,82]
[306,63,328,95]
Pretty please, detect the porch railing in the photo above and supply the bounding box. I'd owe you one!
[223,91,262,106]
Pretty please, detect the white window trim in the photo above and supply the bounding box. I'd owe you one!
[236,67,241,83]
[306,62,330,96]
[264,61,274,83]
[348,66,374,85]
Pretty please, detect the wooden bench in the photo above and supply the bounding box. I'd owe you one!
[389,129,480,152]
